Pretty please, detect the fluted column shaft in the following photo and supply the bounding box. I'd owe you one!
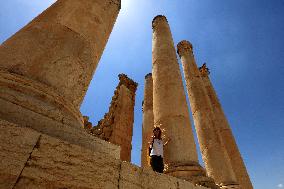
[141,73,154,167]
[200,65,253,189]
[0,0,120,139]
[177,40,239,188]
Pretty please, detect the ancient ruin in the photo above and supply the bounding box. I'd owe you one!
[0,0,121,152]
[88,74,138,162]
[0,0,252,189]
[141,73,154,168]
[199,64,253,189]
[151,16,217,188]
[177,40,240,188]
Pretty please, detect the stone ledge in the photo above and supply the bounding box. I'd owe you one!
[0,120,41,189]
[0,119,210,189]
[14,133,121,189]
[0,119,121,189]
[120,162,209,189]
[0,105,121,159]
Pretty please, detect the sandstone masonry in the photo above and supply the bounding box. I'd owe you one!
[151,16,217,188]
[177,40,239,189]
[0,0,253,188]
[90,74,138,162]
[0,0,121,152]
[141,73,154,168]
[0,119,209,189]
[199,64,253,189]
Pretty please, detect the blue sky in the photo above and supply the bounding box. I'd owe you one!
[1,0,283,188]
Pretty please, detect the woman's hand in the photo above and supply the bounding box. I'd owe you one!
[163,138,171,146]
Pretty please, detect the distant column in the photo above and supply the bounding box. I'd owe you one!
[177,40,239,188]
[199,64,253,189]
[141,73,154,168]
[0,0,120,140]
[152,16,217,188]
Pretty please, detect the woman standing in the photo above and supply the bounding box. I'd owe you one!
[149,127,170,173]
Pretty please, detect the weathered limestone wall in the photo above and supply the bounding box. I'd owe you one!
[0,118,209,189]
[141,73,154,167]
[0,0,120,148]
[0,119,120,189]
[90,74,138,161]
[120,163,208,189]
[199,64,253,189]
[177,40,239,188]
[151,15,216,188]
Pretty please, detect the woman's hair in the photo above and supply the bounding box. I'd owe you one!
[153,127,162,139]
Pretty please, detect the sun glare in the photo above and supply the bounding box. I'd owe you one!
[121,0,131,11]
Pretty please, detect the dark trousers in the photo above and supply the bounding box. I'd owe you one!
[150,155,164,173]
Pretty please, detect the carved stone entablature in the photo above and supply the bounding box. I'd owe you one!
[110,0,121,10]
[177,40,193,57]
[152,15,168,30]
[118,74,138,94]
[145,73,152,79]
[199,63,210,77]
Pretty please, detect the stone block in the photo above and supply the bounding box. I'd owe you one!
[120,162,177,189]
[141,166,178,189]
[0,98,121,160]
[0,119,209,189]
[178,179,199,189]
[119,162,142,189]
[13,134,121,189]
[0,119,40,189]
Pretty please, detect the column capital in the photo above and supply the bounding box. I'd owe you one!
[177,40,193,57]
[118,73,138,93]
[110,0,121,10]
[145,73,152,79]
[199,63,210,77]
[152,15,168,30]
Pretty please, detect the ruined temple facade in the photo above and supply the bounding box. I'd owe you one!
[0,0,252,189]
[87,74,138,162]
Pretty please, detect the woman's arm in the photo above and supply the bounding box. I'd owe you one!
[148,136,154,147]
[163,138,171,146]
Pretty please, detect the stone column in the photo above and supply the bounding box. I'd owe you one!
[199,64,253,189]
[141,73,154,167]
[0,0,120,145]
[177,40,239,188]
[152,16,217,187]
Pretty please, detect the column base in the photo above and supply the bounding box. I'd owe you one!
[0,70,91,147]
[165,162,219,189]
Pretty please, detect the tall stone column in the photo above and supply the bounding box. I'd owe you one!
[152,16,217,188]
[177,40,239,188]
[199,64,253,189]
[0,0,120,147]
[141,73,154,168]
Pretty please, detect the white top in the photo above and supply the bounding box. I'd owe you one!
[150,139,163,157]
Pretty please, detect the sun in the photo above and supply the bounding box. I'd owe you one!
[121,0,131,10]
